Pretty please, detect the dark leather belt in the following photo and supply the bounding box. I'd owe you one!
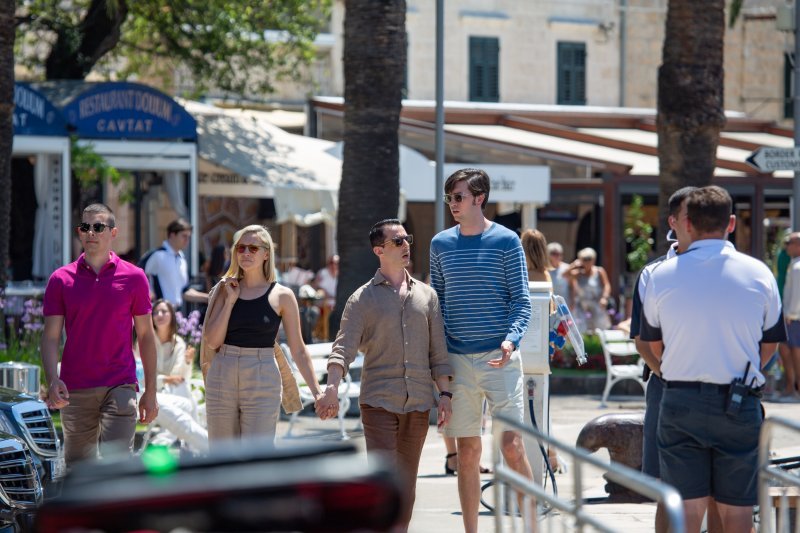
[665,381,730,394]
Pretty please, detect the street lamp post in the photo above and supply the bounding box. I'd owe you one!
[435,0,445,233]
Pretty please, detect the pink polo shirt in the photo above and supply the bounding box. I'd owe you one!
[43,252,152,390]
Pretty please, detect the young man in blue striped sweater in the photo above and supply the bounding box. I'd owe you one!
[430,168,535,532]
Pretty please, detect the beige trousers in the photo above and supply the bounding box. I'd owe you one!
[205,344,282,447]
[60,384,138,467]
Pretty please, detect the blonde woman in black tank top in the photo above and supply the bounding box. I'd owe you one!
[203,225,327,444]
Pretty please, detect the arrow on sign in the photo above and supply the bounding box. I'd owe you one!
[746,146,800,172]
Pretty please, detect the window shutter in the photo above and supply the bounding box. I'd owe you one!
[469,36,500,102]
[557,42,586,105]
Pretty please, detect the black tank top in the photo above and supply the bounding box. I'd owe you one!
[223,283,282,348]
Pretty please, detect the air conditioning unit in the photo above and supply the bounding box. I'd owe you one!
[0,363,41,396]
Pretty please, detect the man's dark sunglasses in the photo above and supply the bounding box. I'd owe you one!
[381,235,413,247]
[77,222,114,233]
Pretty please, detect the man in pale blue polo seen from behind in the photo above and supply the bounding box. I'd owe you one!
[430,168,534,533]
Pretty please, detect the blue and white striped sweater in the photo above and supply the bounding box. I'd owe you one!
[430,223,532,355]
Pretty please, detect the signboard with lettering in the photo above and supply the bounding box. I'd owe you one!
[13,83,68,137]
[746,147,800,172]
[441,164,550,204]
[62,82,197,141]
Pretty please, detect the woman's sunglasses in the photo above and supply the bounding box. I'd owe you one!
[236,244,267,254]
[77,222,113,233]
[380,235,413,247]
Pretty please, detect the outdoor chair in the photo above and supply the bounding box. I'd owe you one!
[280,343,359,440]
[596,329,647,407]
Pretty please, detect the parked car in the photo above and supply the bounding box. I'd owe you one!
[0,432,43,532]
[0,388,64,492]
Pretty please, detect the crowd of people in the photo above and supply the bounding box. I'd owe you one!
[39,170,787,533]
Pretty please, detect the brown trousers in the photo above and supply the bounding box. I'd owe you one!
[205,344,282,447]
[360,404,431,527]
[60,384,138,467]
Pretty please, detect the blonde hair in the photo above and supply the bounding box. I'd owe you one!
[223,225,276,283]
[521,229,549,274]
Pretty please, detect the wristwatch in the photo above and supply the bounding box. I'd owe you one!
[439,391,453,399]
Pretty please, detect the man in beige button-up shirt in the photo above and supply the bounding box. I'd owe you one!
[321,218,453,531]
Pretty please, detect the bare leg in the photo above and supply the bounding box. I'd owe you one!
[714,501,754,533]
[779,344,796,395]
[455,436,482,533]
[655,503,668,533]
[706,499,723,533]
[500,430,537,530]
[683,497,710,533]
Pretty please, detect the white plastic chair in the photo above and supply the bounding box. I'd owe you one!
[280,343,355,440]
[596,329,647,407]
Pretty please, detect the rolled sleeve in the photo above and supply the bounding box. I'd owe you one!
[328,293,364,376]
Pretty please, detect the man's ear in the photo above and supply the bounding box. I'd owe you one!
[372,245,383,258]
[726,214,736,235]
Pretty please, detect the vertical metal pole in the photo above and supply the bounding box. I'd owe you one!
[793,0,800,230]
[435,0,445,233]
[619,0,627,107]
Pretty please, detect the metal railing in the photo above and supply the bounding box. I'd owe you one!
[491,414,685,533]
[758,416,800,533]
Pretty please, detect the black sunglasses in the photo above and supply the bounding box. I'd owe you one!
[380,234,413,247]
[77,222,114,233]
[444,192,473,204]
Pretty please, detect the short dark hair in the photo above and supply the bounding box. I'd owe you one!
[369,218,401,247]
[686,186,732,234]
[83,203,115,227]
[444,168,490,209]
[167,218,192,236]
[668,186,698,217]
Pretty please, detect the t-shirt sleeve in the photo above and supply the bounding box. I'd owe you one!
[42,272,65,316]
[132,268,153,316]
[629,271,645,339]
[639,275,662,342]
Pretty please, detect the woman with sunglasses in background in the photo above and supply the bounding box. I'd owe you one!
[137,299,208,453]
[565,247,612,334]
[201,225,329,446]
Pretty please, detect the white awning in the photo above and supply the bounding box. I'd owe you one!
[187,100,342,226]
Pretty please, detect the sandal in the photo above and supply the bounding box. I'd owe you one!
[445,452,492,475]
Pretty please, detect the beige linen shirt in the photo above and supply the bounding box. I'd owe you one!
[328,269,452,414]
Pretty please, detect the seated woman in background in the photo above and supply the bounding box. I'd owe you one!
[139,299,208,453]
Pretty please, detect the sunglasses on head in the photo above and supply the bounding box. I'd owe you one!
[77,222,113,233]
[381,234,414,247]
[236,244,266,254]
[444,192,473,204]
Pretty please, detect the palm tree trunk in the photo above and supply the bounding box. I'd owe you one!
[332,0,406,336]
[0,0,15,289]
[656,0,726,252]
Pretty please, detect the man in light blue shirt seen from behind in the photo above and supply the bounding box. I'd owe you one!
[430,168,534,533]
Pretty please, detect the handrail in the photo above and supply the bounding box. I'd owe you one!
[491,414,685,533]
[758,416,800,533]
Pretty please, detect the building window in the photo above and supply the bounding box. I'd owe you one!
[785,52,794,119]
[557,42,586,105]
[469,36,499,102]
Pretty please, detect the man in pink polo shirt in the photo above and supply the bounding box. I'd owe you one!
[41,203,159,466]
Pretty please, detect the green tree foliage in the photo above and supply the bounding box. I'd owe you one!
[71,137,134,203]
[623,194,653,272]
[15,0,329,96]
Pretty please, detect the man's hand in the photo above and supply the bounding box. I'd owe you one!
[437,396,452,430]
[46,379,70,410]
[488,340,516,368]
[138,389,159,424]
[315,385,339,420]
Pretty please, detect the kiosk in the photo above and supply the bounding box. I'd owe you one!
[518,281,553,486]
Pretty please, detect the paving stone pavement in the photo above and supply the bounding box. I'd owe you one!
[277,393,800,532]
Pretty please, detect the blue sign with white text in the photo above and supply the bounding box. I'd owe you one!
[62,82,197,141]
[13,83,68,136]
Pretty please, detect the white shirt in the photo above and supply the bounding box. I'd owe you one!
[144,240,189,306]
[641,239,784,386]
[782,256,800,320]
[315,266,337,306]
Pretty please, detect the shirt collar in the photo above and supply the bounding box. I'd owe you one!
[372,268,415,287]
[77,251,120,272]
[162,240,183,258]
[686,239,735,255]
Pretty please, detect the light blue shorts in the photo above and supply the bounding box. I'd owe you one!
[444,349,525,438]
